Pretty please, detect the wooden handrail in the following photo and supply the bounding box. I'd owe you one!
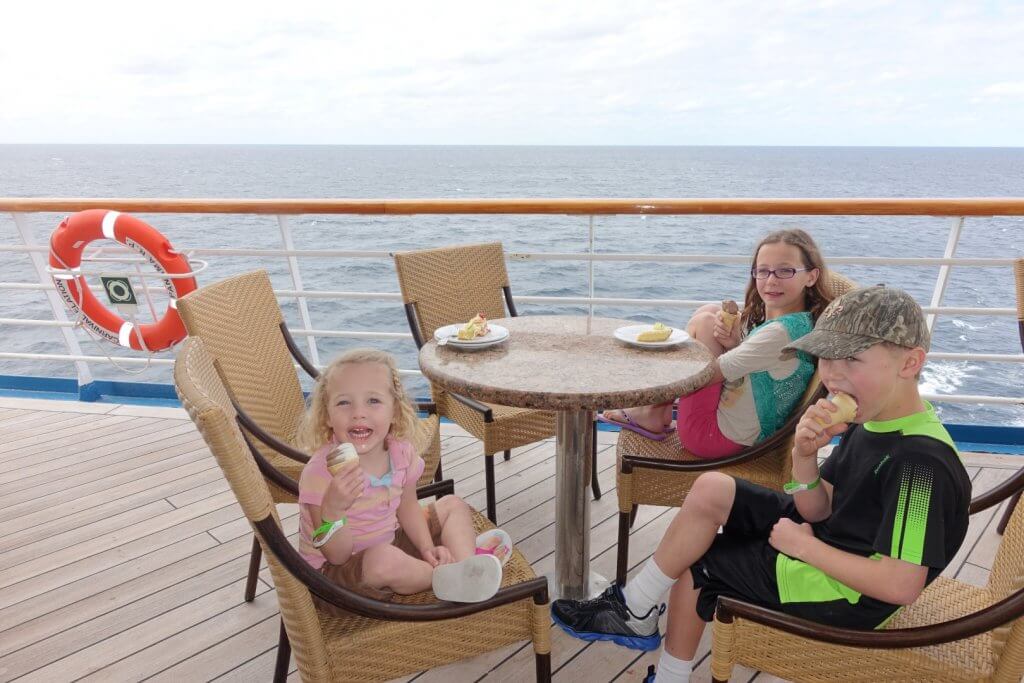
[4,197,1024,215]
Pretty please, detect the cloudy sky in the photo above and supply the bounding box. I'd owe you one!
[2,0,1022,146]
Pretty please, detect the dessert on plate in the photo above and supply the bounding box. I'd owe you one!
[636,322,673,342]
[457,313,490,340]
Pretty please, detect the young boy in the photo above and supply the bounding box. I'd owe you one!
[551,286,971,683]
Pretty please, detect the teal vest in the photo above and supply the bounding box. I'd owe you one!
[747,312,815,441]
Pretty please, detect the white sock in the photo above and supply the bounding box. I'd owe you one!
[623,558,676,615]
[655,650,693,682]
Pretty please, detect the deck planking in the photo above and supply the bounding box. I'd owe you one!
[0,397,1017,683]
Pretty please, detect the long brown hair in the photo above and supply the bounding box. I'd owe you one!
[739,228,832,333]
[296,348,418,453]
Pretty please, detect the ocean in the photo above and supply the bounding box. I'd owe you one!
[1,144,1022,426]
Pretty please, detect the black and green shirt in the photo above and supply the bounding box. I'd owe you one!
[777,402,971,619]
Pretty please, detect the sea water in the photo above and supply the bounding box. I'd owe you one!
[1,144,1022,425]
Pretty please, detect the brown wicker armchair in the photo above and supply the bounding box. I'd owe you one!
[176,270,441,602]
[614,272,856,584]
[709,470,1024,682]
[174,337,552,683]
[394,241,600,523]
[995,256,1024,535]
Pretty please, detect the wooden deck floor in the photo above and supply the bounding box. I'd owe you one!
[0,396,1018,682]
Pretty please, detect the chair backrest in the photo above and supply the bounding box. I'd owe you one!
[394,242,511,345]
[823,270,856,301]
[986,494,1024,677]
[987,257,1024,676]
[174,337,332,678]
[176,270,307,448]
[1016,257,1024,353]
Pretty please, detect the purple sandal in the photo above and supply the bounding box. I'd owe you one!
[597,410,673,441]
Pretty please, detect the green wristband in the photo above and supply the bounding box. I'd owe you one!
[312,516,346,547]
[783,476,820,494]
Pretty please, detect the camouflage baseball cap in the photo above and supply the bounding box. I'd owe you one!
[784,285,930,359]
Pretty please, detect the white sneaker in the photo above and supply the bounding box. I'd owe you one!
[432,554,503,603]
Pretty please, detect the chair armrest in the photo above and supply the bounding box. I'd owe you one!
[234,402,310,464]
[620,385,826,474]
[253,515,549,621]
[715,588,1024,649]
[240,429,299,497]
[970,465,1024,514]
[280,322,320,379]
[417,479,455,499]
[415,400,438,415]
[450,392,494,422]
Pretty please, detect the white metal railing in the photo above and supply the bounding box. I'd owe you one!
[2,199,1023,409]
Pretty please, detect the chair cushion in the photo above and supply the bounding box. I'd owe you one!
[317,511,543,680]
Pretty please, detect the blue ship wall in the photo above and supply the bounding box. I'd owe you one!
[2,374,1023,454]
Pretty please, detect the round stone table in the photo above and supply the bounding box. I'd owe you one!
[418,315,714,599]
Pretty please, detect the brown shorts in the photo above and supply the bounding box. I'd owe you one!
[315,503,442,615]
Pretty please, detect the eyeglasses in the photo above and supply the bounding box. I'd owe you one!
[750,267,811,280]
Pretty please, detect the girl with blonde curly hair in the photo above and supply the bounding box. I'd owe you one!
[296,348,509,610]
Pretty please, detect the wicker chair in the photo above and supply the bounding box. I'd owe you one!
[176,269,441,602]
[709,470,1024,682]
[174,337,552,683]
[996,256,1024,535]
[614,272,856,584]
[394,241,600,523]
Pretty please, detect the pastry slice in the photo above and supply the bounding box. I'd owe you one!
[327,442,359,475]
[719,300,739,333]
[457,313,490,340]
[637,322,673,342]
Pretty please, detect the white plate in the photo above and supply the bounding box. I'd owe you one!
[614,324,690,349]
[434,323,510,350]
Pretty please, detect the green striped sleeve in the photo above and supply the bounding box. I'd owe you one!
[891,464,933,564]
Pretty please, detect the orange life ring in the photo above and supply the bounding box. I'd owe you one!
[49,209,198,351]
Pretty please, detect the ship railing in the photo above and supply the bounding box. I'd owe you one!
[1,198,1022,408]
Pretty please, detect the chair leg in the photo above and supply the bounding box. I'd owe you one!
[244,535,261,602]
[591,421,602,500]
[485,454,498,523]
[434,457,443,483]
[616,510,630,585]
[503,448,511,461]
[274,619,291,683]
[535,651,552,682]
[998,490,1022,535]
[629,504,638,528]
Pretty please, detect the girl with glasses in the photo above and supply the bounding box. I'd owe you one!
[599,229,834,458]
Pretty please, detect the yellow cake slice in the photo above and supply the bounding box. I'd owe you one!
[637,322,673,342]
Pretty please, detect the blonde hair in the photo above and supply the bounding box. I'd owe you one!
[740,228,833,332]
[296,348,418,452]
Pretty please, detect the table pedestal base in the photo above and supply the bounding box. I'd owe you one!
[545,570,611,601]
[554,408,597,600]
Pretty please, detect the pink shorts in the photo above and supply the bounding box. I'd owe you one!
[676,382,745,459]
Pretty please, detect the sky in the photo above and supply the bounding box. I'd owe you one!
[2,0,1023,146]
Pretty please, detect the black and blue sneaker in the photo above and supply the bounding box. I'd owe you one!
[550,584,664,651]
[642,664,656,682]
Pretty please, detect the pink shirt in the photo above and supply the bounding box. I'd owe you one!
[297,437,425,569]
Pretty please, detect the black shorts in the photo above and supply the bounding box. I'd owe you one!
[689,478,898,629]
